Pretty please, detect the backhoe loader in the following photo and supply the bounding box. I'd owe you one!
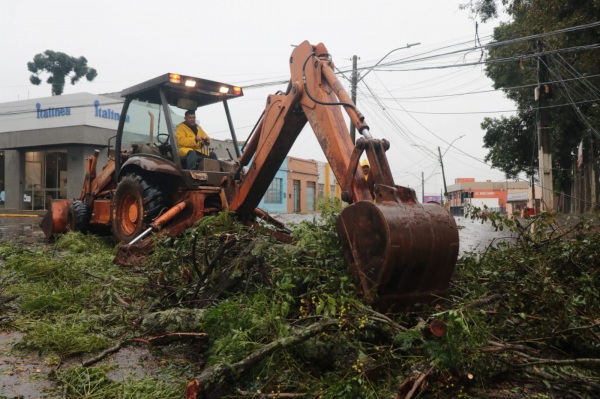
[41,40,459,311]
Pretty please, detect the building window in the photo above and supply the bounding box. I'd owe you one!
[318,183,324,198]
[265,178,282,204]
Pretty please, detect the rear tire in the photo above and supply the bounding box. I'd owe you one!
[111,174,167,243]
[67,200,91,232]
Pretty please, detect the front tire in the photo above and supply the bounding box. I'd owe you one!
[67,200,91,232]
[111,174,167,243]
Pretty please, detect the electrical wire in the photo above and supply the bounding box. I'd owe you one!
[372,73,600,102]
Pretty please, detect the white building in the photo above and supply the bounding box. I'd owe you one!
[0,93,122,211]
[0,93,239,212]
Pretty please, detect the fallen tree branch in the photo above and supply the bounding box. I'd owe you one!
[81,339,129,367]
[140,308,207,334]
[524,367,600,396]
[190,229,202,278]
[405,366,434,399]
[479,341,539,355]
[192,235,241,300]
[192,318,339,398]
[552,322,600,336]
[0,295,18,306]
[396,366,434,399]
[514,356,600,367]
[466,293,502,308]
[235,390,306,398]
[358,303,408,332]
[196,240,256,303]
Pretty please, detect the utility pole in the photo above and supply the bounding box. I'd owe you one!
[421,171,425,203]
[530,171,536,214]
[349,43,420,143]
[350,55,358,143]
[438,146,448,205]
[589,135,596,211]
[536,40,554,211]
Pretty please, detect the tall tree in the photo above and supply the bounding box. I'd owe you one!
[27,50,98,96]
[462,1,600,195]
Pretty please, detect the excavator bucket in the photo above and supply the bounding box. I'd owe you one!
[336,184,459,312]
[39,199,73,238]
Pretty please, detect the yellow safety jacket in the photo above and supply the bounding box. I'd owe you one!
[175,122,210,157]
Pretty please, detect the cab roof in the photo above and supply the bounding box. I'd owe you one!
[120,73,243,108]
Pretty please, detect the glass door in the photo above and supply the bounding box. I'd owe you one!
[24,150,67,211]
[45,150,68,205]
[24,151,43,210]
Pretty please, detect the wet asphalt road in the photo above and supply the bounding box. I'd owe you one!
[0,216,47,245]
[454,215,515,254]
[0,214,510,255]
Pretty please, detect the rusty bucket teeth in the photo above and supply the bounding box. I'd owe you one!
[336,196,459,312]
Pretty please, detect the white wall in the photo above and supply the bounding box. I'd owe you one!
[0,93,123,134]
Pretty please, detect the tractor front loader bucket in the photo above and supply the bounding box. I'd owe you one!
[40,199,73,238]
[336,184,459,312]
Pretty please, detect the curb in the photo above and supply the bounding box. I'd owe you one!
[0,213,43,218]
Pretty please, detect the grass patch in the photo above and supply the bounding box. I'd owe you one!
[55,366,183,399]
[18,317,110,358]
[1,232,189,397]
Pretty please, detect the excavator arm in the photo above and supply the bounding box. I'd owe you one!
[231,41,373,214]
[232,41,460,312]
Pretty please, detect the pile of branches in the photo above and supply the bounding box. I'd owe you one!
[128,206,600,398]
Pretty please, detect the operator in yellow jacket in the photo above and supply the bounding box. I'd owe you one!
[361,159,370,180]
[361,159,375,200]
[176,109,217,169]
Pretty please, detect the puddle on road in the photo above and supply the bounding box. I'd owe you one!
[0,331,170,399]
[0,331,54,399]
[455,216,515,254]
[0,217,47,245]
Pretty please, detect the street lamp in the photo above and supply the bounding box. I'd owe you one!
[441,135,466,158]
[349,42,421,142]
[358,42,421,83]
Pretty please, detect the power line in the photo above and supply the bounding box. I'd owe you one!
[372,73,600,101]
[236,22,600,93]
[378,98,600,116]
[359,22,600,73]
[373,43,600,73]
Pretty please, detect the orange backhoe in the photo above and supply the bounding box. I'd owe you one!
[41,40,459,311]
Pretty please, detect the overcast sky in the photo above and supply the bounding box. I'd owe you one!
[1,0,518,196]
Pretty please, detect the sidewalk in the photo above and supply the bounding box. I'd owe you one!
[0,209,45,218]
